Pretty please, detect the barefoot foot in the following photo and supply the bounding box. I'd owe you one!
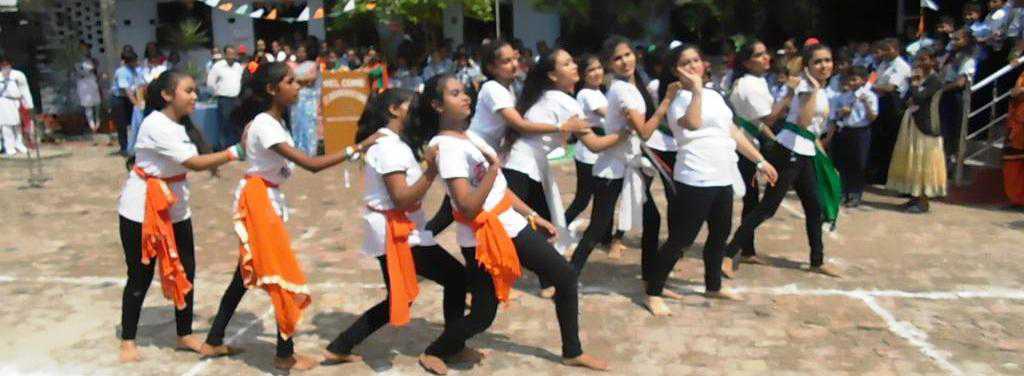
[540,287,556,299]
[721,259,735,279]
[199,343,244,358]
[645,296,672,316]
[705,289,743,301]
[562,353,610,371]
[444,347,486,364]
[274,353,319,371]
[741,255,767,265]
[810,264,843,278]
[607,241,625,259]
[660,289,685,300]
[322,351,362,365]
[119,340,141,363]
[176,335,205,353]
[418,354,449,375]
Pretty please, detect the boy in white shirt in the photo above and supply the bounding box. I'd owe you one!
[829,67,878,207]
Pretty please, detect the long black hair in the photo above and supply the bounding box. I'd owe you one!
[355,88,417,157]
[574,53,605,94]
[601,35,655,118]
[479,39,512,81]
[657,44,695,103]
[126,70,210,170]
[232,62,291,131]
[731,39,765,89]
[408,74,459,154]
[516,48,562,114]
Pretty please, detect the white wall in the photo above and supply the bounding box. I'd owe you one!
[211,1,255,50]
[512,0,559,51]
[113,0,157,54]
[442,2,465,46]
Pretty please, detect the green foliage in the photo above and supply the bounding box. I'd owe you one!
[328,0,494,30]
[174,19,210,51]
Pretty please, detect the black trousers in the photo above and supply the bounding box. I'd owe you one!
[564,160,624,244]
[736,155,760,256]
[503,168,556,289]
[327,245,468,357]
[869,93,903,185]
[569,177,623,276]
[647,182,733,295]
[119,216,196,340]
[644,149,677,280]
[833,126,871,196]
[726,147,825,267]
[215,96,240,151]
[112,96,133,154]
[426,197,453,236]
[206,267,295,358]
[460,227,582,358]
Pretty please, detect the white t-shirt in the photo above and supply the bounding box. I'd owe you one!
[593,79,645,179]
[468,80,517,150]
[117,111,199,223]
[666,88,738,187]
[729,74,774,144]
[875,57,912,98]
[777,79,830,156]
[236,113,295,219]
[505,90,582,182]
[206,60,245,98]
[431,133,528,248]
[574,88,606,164]
[642,78,679,152]
[360,128,437,257]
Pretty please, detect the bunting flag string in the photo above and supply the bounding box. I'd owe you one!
[198,1,330,24]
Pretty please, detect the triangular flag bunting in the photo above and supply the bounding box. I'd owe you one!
[297,6,310,21]
[265,8,278,20]
[313,7,325,19]
[234,4,249,14]
[249,9,264,18]
[281,17,296,23]
[343,0,355,13]
[204,0,220,7]
[921,0,939,11]
[218,2,233,11]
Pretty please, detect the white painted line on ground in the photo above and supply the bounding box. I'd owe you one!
[856,294,964,376]
[181,308,274,376]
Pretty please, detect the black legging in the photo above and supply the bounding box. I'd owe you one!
[206,267,295,358]
[647,182,733,295]
[503,168,557,289]
[112,96,133,155]
[327,245,468,357]
[644,149,676,281]
[736,155,760,256]
[726,147,824,267]
[119,215,196,340]
[564,160,624,245]
[460,227,583,358]
[426,197,454,236]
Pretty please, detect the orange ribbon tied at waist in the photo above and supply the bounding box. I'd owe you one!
[453,192,521,302]
[134,166,192,310]
[234,175,311,340]
[368,204,422,326]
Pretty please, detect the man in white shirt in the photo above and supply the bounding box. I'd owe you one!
[0,51,33,156]
[870,38,912,184]
[206,46,245,150]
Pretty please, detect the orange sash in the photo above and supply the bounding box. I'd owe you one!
[234,175,311,340]
[134,166,192,310]
[453,192,521,302]
[368,204,422,326]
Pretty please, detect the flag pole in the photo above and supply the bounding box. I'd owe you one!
[495,0,501,40]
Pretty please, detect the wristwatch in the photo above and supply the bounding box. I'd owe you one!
[755,160,768,170]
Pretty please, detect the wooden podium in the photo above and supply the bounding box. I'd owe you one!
[321,71,371,154]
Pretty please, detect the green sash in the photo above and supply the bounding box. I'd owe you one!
[734,116,761,137]
[783,122,842,226]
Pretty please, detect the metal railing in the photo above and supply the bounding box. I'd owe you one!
[954,55,1024,186]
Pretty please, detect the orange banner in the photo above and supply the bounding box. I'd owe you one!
[321,71,370,154]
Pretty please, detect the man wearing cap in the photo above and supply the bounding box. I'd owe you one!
[206,45,245,150]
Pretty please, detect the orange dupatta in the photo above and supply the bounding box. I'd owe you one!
[134,166,192,310]
[234,175,311,340]
[453,192,521,302]
[369,204,422,326]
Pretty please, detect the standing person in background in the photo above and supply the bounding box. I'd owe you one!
[870,38,912,185]
[142,42,167,83]
[207,46,245,151]
[1004,59,1024,207]
[291,40,322,155]
[831,67,879,208]
[887,48,947,213]
[112,50,145,156]
[422,41,454,81]
[941,29,979,156]
[77,42,103,134]
[726,40,796,269]
[0,51,33,156]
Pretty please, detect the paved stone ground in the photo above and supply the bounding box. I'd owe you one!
[1,143,1023,375]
